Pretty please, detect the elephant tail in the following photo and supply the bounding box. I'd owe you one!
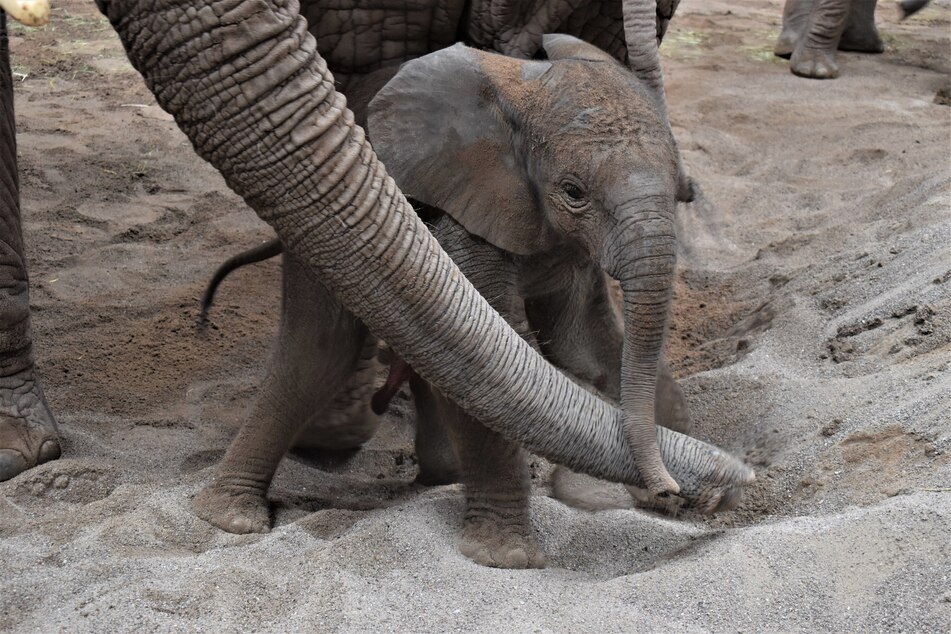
[898,0,930,19]
[198,238,283,327]
[370,353,418,415]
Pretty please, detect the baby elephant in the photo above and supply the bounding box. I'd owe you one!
[196,35,751,569]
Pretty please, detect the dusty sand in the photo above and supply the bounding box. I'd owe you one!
[1,0,949,631]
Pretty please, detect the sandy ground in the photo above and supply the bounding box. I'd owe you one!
[0,0,949,631]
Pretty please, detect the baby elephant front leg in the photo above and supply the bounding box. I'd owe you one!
[429,214,544,568]
[441,398,545,569]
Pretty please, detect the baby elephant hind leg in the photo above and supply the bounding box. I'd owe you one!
[193,256,372,534]
[409,376,460,486]
[292,332,380,453]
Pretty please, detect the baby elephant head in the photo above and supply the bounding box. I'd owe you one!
[369,35,683,496]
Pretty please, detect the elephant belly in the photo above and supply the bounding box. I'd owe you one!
[300,0,630,80]
[464,0,628,63]
[300,0,465,77]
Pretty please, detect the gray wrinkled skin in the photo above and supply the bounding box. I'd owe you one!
[90,0,753,567]
[199,37,753,567]
[774,0,896,79]
[0,11,61,482]
[0,0,678,483]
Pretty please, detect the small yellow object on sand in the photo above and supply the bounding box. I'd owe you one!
[1,0,51,27]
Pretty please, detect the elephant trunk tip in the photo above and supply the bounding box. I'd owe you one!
[722,459,756,487]
[691,464,755,515]
[644,469,682,497]
[743,464,756,484]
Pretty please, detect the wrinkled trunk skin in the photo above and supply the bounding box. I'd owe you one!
[606,200,680,495]
[95,0,753,497]
[620,0,694,202]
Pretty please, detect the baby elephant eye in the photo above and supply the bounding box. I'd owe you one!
[563,182,585,201]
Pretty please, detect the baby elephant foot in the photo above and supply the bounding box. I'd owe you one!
[457,507,545,569]
[790,45,840,79]
[774,0,813,59]
[0,368,60,482]
[192,482,270,534]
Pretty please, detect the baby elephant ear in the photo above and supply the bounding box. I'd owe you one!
[541,34,621,64]
[368,44,558,255]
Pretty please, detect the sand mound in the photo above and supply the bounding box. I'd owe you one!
[1,0,949,631]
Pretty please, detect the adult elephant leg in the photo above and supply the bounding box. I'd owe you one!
[0,10,59,482]
[97,0,754,502]
[775,0,818,58]
[193,255,370,533]
[790,0,851,78]
[839,0,884,53]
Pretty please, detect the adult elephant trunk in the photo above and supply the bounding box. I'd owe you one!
[621,0,681,117]
[95,0,752,498]
[605,198,679,495]
[621,0,694,202]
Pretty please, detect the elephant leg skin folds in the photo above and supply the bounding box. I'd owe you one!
[0,11,59,482]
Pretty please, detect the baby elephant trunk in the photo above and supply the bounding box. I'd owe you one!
[605,201,679,496]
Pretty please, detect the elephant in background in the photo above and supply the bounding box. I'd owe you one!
[0,5,60,482]
[198,36,751,567]
[774,0,932,79]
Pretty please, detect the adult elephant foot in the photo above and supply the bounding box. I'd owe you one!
[839,0,885,54]
[775,22,807,59]
[0,367,60,482]
[192,482,270,534]
[790,45,840,78]
[775,0,816,58]
[457,513,546,570]
[838,28,884,53]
